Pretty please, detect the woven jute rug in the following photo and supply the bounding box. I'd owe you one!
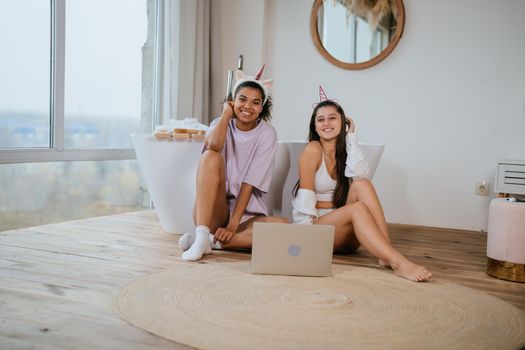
[113,262,525,350]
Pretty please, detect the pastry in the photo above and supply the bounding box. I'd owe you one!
[191,133,205,141]
[172,132,190,139]
[154,131,171,139]
[187,129,201,135]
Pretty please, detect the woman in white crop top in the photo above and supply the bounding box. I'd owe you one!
[292,97,431,282]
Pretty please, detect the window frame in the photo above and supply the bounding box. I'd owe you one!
[0,0,160,164]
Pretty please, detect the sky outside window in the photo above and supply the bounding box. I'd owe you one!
[0,0,51,148]
[64,0,147,148]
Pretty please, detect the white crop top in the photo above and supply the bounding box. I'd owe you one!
[315,154,337,202]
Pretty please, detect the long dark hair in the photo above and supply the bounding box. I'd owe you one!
[233,81,272,122]
[293,100,351,208]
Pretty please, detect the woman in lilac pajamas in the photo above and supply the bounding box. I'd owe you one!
[180,65,287,261]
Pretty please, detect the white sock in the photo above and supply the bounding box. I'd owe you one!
[182,226,211,261]
[209,233,222,250]
[179,232,195,251]
[179,231,222,251]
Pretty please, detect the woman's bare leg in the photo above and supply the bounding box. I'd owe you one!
[221,216,289,250]
[315,202,431,282]
[348,179,389,240]
[347,178,390,266]
[193,150,229,231]
[183,150,229,261]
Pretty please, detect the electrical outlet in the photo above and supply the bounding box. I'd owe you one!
[475,181,490,196]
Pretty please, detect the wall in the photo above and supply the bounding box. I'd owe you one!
[209,0,267,121]
[211,0,525,231]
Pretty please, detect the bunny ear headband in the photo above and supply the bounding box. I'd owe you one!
[232,64,273,104]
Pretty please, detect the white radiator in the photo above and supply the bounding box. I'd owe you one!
[495,160,525,195]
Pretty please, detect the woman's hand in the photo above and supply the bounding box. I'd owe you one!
[346,117,355,134]
[214,223,238,244]
[222,100,234,120]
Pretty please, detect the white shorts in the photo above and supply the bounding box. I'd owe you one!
[317,208,335,217]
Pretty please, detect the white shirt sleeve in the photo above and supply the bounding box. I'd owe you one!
[345,133,370,179]
[292,189,318,224]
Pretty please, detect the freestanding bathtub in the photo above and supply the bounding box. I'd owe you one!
[132,135,384,234]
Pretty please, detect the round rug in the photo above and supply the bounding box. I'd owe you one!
[113,262,525,350]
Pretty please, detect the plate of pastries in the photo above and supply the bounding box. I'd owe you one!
[153,118,208,141]
[154,128,206,141]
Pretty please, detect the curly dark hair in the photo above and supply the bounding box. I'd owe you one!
[233,81,272,122]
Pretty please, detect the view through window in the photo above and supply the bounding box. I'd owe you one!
[0,160,148,231]
[64,0,147,148]
[0,0,155,230]
[0,0,51,148]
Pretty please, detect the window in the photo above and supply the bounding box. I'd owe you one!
[64,0,147,148]
[0,0,51,148]
[0,0,157,160]
[0,0,159,229]
[0,160,148,231]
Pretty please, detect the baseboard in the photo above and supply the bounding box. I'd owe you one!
[386,222,485,236]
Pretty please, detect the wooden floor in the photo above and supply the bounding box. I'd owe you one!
[1,211,524,349]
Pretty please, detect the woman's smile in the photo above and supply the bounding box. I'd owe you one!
[233,86,264,130]
[240,109,254,117]
[315,106,342,140]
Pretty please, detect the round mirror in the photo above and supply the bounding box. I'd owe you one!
[310,0,405,70]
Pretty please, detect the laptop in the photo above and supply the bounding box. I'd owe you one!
[250,222,335,277]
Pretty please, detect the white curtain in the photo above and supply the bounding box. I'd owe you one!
[158,0,210,125]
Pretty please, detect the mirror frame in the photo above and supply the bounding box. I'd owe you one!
[310,0,406,70]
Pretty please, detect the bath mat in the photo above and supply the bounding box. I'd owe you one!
[113,262,525,350]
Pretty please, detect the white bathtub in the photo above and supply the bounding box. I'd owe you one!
[132,135,384,233]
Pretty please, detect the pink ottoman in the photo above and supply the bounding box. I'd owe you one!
[486,198,525,282]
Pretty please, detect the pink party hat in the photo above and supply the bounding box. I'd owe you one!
[254,64,266,80]
[319,85,328,102]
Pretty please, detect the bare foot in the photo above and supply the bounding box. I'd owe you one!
[392,259,432,282]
